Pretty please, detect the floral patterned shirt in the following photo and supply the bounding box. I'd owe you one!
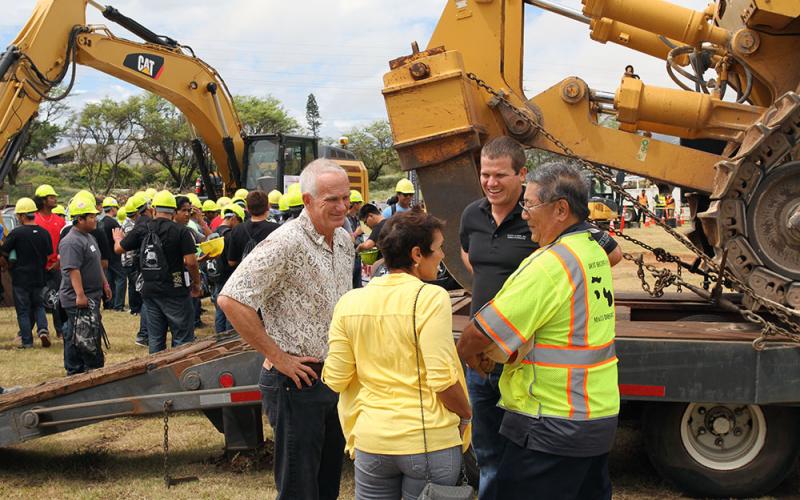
[221,209,354,359]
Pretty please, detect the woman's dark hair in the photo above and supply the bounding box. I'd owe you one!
[378,208,445,270]
[246,190,269,216]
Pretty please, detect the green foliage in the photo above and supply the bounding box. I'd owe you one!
[9,90,70,185]
[343,120,399,181]
[233,95,299,135]
[305,93,322,137]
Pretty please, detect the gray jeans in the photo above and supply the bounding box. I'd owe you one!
[354,445,462,500]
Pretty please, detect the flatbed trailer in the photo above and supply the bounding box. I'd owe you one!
[1,292,798,496]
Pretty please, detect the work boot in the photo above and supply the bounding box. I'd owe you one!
[39,331,51,348]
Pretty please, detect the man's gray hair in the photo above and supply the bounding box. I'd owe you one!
[299,159,347,197]
[526,161,590,220]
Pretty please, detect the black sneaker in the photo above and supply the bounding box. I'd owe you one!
[134,338,148,347]
[39,333,51,348]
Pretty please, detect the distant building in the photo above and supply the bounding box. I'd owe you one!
[41,143,155,167]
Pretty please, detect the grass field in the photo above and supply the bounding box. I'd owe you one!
[0,225,796,499]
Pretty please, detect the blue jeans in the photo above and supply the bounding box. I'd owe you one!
[259,366,344,500]
[143,294,195,354]
[125,266,142,314]
[45,268,63,334]
[63,304,105,375]
[105,262,127,310]
[13,286,45,346]
[211,282,231,333]
[466,365,505,499]
[354,446,462,500]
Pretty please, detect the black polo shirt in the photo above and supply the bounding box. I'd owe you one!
[460,196,535,316]
[459,196,619,316]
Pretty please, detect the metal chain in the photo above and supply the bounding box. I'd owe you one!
[163,399,172,488]
[465,72,800,346]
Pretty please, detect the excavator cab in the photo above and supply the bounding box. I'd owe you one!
[243,134,318,193]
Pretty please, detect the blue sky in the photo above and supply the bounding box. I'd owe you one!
[3,0,707,140]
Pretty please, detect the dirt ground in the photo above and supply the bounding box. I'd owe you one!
[0,225,797,498]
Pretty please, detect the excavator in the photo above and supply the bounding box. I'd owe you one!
[383,0,800,496]
[0,0,369,200]
[382,0,800,313]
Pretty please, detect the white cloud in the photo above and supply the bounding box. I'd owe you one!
[6,0,712,139]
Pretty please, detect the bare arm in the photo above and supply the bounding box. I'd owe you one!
[608,246,622,267]
[183,253,202,298]
[356,239,375,253]
[217,295,319,389]
[436,381,472,421]
[457,322,493,376]
[460,248,473,275]
[68,269,88,308]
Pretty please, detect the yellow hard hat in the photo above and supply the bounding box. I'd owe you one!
[153,190,177,210]
[102,196,119,208]
[145,188,157,199]
[202,199,219,212]
[286,183,301,195]
[117,206,127,222]
[68,193,99,217]
[126,192,149,213]
[278,194,289,212]
[287,189,303,208]
[268,189,282,205]
[234,188,249,199]
[350,190,363,203]
[223,203,246,221]
[185,193,202,209]
[232,195,247,208]
[15,197,37,214]
[35,184,58,198]
[217,196,232,208]
[52,204,66,216]
[396,178,415,194]
[198,236,225,258]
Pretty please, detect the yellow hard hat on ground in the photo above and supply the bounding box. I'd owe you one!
[35,184,58,198]
[217,196,232,208]
[52,204,66,216]
[395,178,415,194]
[234,188,249,199]
[202,199,219,212]
[223,204,246,221]
[102,196,119,208]
[278,194,289,212]
[268,189,282,205]
[350,190,364,204]
[68,193,99,217]
[287,189,303,208]
[15,197,37,214]
[153,190,177,210]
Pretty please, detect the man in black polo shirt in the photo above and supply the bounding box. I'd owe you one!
[227,190,279,267]
[459,136,621,499]
[113,191,201,354]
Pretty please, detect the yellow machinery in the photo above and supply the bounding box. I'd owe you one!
[382,0,800,310]
[0,0,369,201]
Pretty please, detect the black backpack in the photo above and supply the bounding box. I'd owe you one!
[241,223,258,260]
[139,221,170,283]
[206,226,231,282]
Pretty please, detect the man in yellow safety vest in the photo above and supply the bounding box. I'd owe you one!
[457,161,619,500]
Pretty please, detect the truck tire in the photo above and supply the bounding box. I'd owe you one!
[642,402,800,497]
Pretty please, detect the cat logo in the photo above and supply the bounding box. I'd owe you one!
[123,53,165,80]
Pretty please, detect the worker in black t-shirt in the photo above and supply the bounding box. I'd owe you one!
[356,203,387,255]
[210,203,245,333]
[1,198,53,348]
[113,191,201,354]
[100,197,126,311]
[227,190,279,267]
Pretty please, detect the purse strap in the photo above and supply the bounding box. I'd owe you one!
[411,283,432,483]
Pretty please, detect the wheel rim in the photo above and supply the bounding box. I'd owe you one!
[680,403,767,471]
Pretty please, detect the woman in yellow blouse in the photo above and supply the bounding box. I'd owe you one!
[323,209,472,500]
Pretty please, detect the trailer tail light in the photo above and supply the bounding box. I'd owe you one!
[219,372,235,388]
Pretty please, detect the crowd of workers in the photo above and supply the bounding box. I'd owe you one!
[1,136,623,499]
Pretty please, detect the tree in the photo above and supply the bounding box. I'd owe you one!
[132,94,197,189]
[9,89,70,184]
[70,97,138,193]
[233,95,299,135]
[344,120,399,181]
[305,93,321,137]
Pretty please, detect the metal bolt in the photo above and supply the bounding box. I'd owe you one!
[409,62,430,81]
[734,427,743,436]
[181,371,201,391]
[698,427,706,435]
[21,411,39,428]
[715,437,724,448]
[698,407,706,415]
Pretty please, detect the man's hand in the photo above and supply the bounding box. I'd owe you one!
[76,293,89,308]
[272,351,320,389]
[111,227,124,243]
[191,284,202,298]
[464,353,488,378]
[103,282,112,301]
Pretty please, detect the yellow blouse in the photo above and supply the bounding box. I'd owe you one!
[322,272,470,457]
